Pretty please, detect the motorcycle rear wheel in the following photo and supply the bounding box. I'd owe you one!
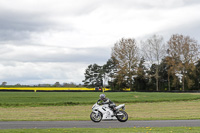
[116,110,128,122]
[90,112,102,122]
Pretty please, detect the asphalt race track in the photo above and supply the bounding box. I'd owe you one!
[0,120,200,129]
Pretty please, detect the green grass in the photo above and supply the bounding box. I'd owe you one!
[1,100,200,121]
[0,92,200,107]
[0,92,200,121]
[0,127,200,133]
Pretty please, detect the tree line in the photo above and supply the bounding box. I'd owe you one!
[83,34,200,91]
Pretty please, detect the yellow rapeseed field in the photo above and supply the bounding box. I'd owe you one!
[0,87,111,92]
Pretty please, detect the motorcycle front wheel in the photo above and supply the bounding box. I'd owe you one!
[116,110,128,122]
[90,112,102,122]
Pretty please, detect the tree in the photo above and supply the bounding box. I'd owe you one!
[63,82,77,87]
[1,82,7,86]
[158,57,177,91]
[194,60,200,90]
[185,63,196,90]
[111,38,138,89]
[141,34,166,91]
[102,58,117,90]
[146,63,157,91]
[167,34,199,91]
[82,63,103,87]
[134,57,148,91]
[164,56,176,91]
[54,82,61,87]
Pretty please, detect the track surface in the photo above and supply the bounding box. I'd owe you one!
[0,120,200,129]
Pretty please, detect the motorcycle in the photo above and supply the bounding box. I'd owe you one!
[90,102,128,122]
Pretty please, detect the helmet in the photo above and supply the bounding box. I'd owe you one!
[99,94,106,100]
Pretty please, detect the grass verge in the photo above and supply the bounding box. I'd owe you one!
[0,100,200,121]
[0,127,200,133]
[0,92,200,107]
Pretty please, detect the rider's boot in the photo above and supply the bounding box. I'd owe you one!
[112,109,119,116]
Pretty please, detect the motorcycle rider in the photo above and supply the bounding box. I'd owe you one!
[97,94,117,114]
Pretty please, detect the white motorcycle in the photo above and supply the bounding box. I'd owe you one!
[90,102,128,122]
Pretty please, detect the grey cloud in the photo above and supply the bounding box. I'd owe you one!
[38,47,110,64]
[63,47,111,64]
[0,61,75,85]
[0,10,74,42]
[183,0,200,5]
[160,20,200,43]
[0,30,31,42]
[0,46,111,64]
[109,0,200,10]
[0,10,57,31]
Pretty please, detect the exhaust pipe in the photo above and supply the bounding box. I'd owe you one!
[115,104,125,110]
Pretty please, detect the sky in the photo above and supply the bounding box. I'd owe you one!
[0,0,200,85]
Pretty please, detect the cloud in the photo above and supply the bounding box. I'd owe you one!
[0,10,75,43]
[0,61,87,85]
[0,0,200,85]
[1,0,200,45]
[0,45,110,63]
[0,44,111,85]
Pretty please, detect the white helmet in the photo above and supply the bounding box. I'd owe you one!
[99,94,106,100]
